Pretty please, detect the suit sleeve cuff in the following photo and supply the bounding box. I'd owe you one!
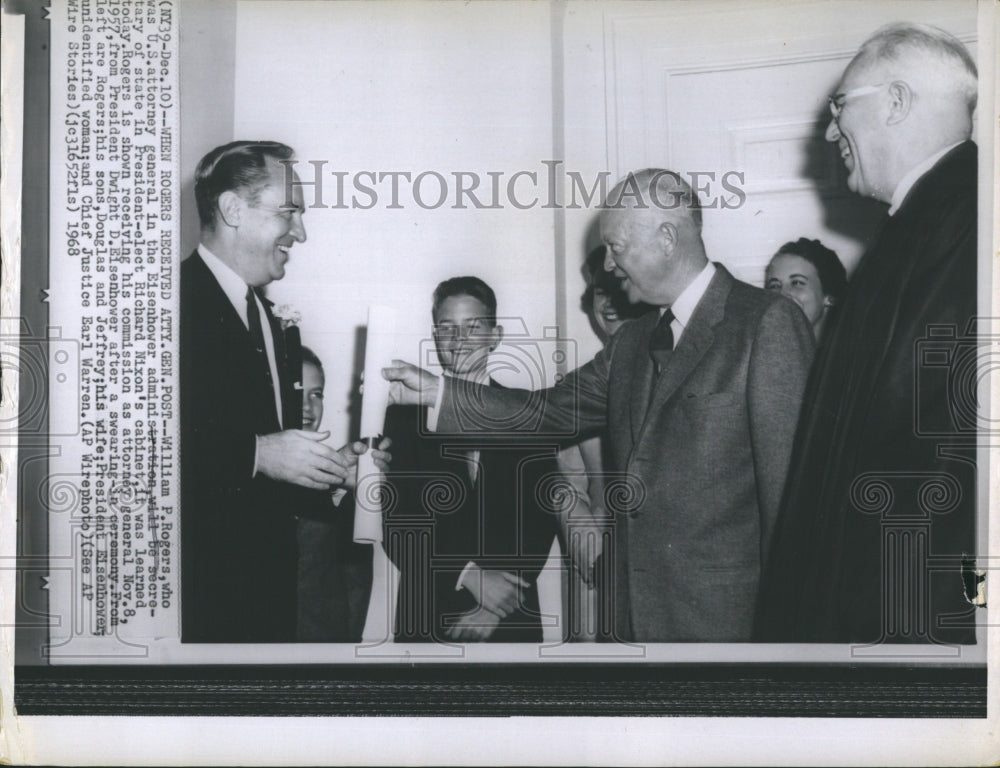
[455,560,476,592]
[426,374,448,432]
[252,435,260,478]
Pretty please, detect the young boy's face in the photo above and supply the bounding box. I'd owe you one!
[432,294,500,378]
[301,360,325,431]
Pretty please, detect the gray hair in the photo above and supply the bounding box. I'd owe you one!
[857,22,977,112]
[605,168,703,233]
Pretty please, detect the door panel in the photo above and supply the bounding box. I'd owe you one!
[603,0,977,283]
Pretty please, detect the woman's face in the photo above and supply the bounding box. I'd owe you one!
[592,286,627,338]
[765,253,832,333]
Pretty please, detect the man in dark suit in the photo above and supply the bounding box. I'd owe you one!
[180,140,381,642]
[383,277,559,642]
[384,171,814,642]
[756,24,979,644]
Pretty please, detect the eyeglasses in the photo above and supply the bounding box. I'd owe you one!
[827,83,884,119]
[433,320,491,341]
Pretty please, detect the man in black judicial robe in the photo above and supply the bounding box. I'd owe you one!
[755,23,979,644]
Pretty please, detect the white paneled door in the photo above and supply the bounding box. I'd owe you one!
[599,0,977,284]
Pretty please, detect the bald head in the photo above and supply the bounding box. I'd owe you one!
[600,169,708,307]
[605,168,703,233]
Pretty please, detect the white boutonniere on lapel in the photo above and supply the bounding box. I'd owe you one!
[272,304,302,331]
[272,305,304,392]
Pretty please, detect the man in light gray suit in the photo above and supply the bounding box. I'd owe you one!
[384,169,814,642]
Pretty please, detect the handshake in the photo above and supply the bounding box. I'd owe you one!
[256,431,393,491]
[255,358,433,492]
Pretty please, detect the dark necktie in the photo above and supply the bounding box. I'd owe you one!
[245,286,275,392]
[649,308,675,375]
[283,324,303,430]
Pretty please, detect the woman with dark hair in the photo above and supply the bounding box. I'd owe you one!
[765,237,847,341]
[580,245,654,342]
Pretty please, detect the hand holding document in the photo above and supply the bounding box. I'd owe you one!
[354,305,398,543]
[381,359,441,407]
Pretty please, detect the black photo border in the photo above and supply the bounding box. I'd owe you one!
[13,663,987,717]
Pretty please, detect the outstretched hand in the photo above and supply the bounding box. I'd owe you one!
[256,430,351,490]
[381,359,440,407]
[336,436,393,490]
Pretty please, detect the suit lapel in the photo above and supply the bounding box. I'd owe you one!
[260,294,302,430]
[192,253,283,432]
[628,311,659,446]
[192,253,269,372]
[261,296,284,359]
[634,267,732,449]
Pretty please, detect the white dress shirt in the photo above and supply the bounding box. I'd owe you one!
[663,261,716,344]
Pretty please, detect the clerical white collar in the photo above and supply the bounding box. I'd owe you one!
[888,142,963,216]
[198,243,255,328]
[664,261,716,332]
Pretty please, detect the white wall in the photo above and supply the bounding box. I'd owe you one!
[178,0,237,259]
[232,0,559,445]
[560,1,619,364]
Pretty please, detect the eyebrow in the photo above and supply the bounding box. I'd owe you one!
[766,273,811,282]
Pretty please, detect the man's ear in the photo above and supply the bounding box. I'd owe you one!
[217,190,245,228]
[885,80,913,126]
[658,220,678,254]
[489,324,504,351]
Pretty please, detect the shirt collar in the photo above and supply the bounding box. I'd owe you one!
[888,142,963,216]
[663,261,716,331]
[442,368,492,386]
[198,243,255,327]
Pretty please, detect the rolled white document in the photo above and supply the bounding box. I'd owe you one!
[359,304,397,439]
[353,445,383,544]
[354,305,397,543]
